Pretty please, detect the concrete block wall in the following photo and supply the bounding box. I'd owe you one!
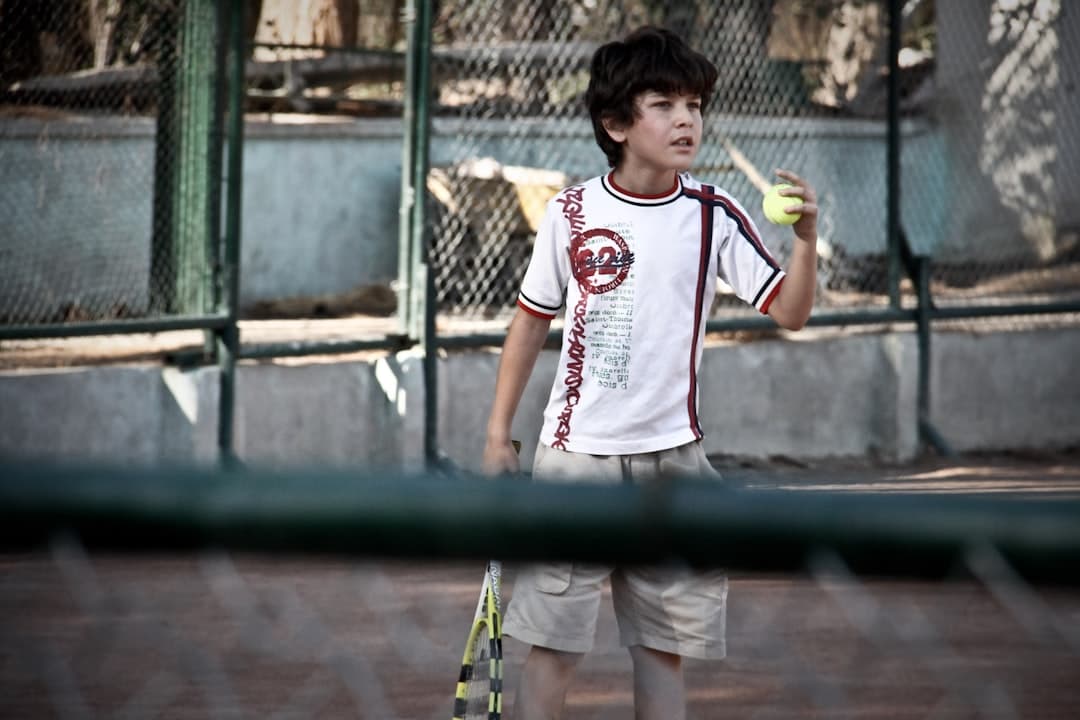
[2,327,1077,471]
[931,328,1080,452]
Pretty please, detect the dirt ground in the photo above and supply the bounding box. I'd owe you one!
[2,452,1078,719]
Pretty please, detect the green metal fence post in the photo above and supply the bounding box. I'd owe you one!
[410,0,439,466]
[411,0,434,342]
[886,0,902,309]
[205,0,228,367]
[399,0,438,465]
[217,0,246,467]
[150,9,178,314]
[397,1,419,339]
[151,0,220,316]
[916,257,953,457]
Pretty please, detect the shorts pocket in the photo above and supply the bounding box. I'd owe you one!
[531,442,552,477]
[533,562,573,594]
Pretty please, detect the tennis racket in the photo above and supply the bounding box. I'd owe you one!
[452,440,519,720]
[452,558,503,720]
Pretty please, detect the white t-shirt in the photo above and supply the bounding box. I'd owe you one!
[517,171,786,455]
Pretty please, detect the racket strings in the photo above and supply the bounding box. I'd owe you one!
[455,579,502,719]
[463,623,494,714]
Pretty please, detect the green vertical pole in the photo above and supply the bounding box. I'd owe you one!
[205,0,227,361]
[400,0,438,465]
[183,0,219,318]
[218,0,246,467]
[916,258,953,456]
[151,0,220,316]
[150,11,178,314]
[410,0,439,466]
[397,1,419,338]
[410,4,433,345]
[886,0,902,308]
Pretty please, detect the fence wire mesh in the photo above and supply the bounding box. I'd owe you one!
[2,456,1080,719]
[1,0,222,327]
[2,535,1078,719]
[220,6,407,342]
[911,1,1080,313]
[231,40,404,332]
[427,0,1080,321]
[4,1,1078,342]
[426,0,877,319]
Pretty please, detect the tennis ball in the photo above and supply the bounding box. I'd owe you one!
[762,183,801,225]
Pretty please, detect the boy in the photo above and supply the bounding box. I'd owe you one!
[482,26,818,720]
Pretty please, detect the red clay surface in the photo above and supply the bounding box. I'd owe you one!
[2,453,1079,719]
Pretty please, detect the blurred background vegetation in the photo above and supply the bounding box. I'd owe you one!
[1,0,935,119]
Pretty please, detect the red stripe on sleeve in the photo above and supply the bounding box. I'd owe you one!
[759,278,784,315]
[517,299,557,319]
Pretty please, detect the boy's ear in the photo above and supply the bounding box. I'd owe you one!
[601,116,627,143]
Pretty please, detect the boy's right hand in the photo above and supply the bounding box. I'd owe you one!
[482,438,521,477]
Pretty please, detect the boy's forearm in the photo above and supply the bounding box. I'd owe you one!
[771,235,818,330]
[486,308,552,443]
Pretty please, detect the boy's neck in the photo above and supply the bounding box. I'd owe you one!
[609,166,680,197]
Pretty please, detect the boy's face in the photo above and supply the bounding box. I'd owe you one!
[605,91,703,175]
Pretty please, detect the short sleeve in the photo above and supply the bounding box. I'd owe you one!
[517,194,572,319]
[714,195,786,314]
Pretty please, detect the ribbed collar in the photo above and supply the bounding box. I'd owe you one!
[601,171,683,206]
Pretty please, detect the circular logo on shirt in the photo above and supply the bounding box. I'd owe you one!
[570,228,635,295]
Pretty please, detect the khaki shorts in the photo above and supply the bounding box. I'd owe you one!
[503,441,728,660]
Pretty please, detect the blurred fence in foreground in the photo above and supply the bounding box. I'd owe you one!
[1,460,1079,718]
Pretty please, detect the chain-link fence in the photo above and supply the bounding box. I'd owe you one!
[426,0,1080,321]
[5,546,1080,718]
[2,460,1079,718]
[5,1,1077,333]
[229,39,404,344]
[1,0,225,328]
[914,0,1080,310]
[426,0,874,319]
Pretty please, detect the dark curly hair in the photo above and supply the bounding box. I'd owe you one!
[585,27,719,168]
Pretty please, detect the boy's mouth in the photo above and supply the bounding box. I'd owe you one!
[672,138,694,148]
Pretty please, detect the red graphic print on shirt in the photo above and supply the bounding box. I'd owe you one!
[552,188,635,449]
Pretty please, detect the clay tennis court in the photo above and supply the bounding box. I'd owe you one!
[2,453,1078,719]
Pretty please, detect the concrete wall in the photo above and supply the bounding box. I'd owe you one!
[3,327,1077,471]
[931,327,1080,452]
[0,118,411,316]
[0,364,219,464]
[239,121,405,302]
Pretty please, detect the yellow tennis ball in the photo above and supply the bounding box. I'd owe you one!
[762,183,801,225]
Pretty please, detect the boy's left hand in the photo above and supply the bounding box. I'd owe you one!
[774,169,818,244]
